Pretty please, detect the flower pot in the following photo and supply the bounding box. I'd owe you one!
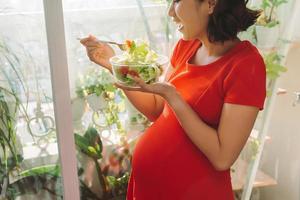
[86,93,108,111]
[256,25,280,49]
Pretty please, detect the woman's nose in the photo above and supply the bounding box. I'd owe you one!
[168,3,175,17]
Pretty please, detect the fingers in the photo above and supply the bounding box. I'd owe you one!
[86,46,101,52]
[113,77,153,93]
[113,82,142,91]
[87,48,101,61]
[132,77,153,91]
[79,37,89,44]
[79,36,92,45]
[88,34,96,40]
[80,35,101,47]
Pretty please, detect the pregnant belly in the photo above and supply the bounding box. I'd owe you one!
[129,106,233,199]
[131,113,184,178]
[131,111,214,183]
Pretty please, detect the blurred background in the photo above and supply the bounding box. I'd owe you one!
[0,0,300,199]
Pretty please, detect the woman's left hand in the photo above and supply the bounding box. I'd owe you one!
[114,77,177,101]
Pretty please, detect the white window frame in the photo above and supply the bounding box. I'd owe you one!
[43,0,80,199]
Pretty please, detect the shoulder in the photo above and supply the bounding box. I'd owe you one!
[230,41,265,75]
[223,42,267,110]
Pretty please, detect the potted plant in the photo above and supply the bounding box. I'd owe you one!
[255,0,288,49]
[75,69,117,112]
[75,68,128,134]
[76,83,109,112]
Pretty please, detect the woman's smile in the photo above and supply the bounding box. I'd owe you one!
[172,18,184,31]
[176,22,184,31]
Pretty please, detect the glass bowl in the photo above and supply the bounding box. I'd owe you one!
[110,55,168,87]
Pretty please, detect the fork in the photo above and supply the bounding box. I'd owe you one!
[77,38,127,51]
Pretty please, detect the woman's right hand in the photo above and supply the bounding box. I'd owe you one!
[80,35,115,72]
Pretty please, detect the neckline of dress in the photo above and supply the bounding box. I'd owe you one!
[186,40,250,71]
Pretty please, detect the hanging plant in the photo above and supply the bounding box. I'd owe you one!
[75,68,127,136]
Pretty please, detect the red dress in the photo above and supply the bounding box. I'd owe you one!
[126,39,266,200]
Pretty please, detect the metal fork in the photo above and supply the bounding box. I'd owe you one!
[77,38,126,51]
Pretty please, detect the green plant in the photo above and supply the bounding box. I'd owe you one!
[264,51,287,81]
[0,37,33,136]
[0,37,63,199]
[1,89,59,200]
[263,51,287,96]
[256,0,288,27]
[76,68,116,98]
[74,127,108,198]
[76,68,127,135]
[75,127,130,199]
[0,86,24,198]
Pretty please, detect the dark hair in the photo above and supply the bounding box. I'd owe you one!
[205,0,261,43]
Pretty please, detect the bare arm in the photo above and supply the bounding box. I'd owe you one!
[122,91,164,121]
[167,91,259,171]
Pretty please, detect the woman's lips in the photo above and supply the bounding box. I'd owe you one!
[177,23,184,31]
[173,20,184,31]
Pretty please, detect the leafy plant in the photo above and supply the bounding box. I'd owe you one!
[0,86,24,197]
[106,173,129,198]
[256,0,288,27]
[0,37,63,199]
[0,89,63,199]
[76,68,116,98]
[74,127,130,199]
[75,127,103,160]
[76,68,128,135]
[264,51,287,81]
[263,51,287,97]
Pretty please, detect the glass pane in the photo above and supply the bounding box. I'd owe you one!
[62,0,178,199]
[0,1,63,199]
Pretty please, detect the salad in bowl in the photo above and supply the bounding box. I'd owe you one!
[110,39,168,87]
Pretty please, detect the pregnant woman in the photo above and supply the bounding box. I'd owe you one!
[80,0,266,199]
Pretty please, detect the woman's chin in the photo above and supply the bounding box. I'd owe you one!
[181,34,197,41]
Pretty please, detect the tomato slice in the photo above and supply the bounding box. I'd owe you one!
[125,40,132,49]
[119,66,129,75]
[128,70,139,77]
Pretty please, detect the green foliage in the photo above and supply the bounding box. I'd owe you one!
[76,68,116,98]
[20,164,61,178]
[250,139,261,160]
[7,172,63,199]
[264,51,287,80]
[74,127,103,159]
[106,172,130,197]
[0,87,23,175]
[257,0,288,27]
[76,68,127,135]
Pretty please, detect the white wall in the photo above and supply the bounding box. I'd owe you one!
[259,42,300,200]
